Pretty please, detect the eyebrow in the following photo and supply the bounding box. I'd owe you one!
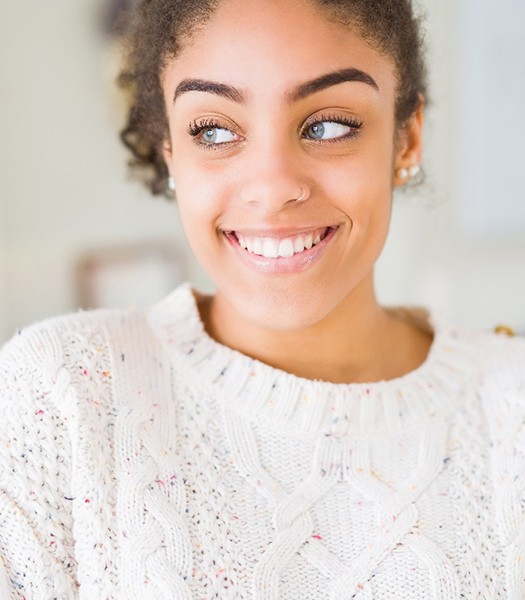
[289,68,379,102]
[174,79,244,103]
[173,67,379,105]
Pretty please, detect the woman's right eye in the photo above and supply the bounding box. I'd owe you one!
[199,127,237,144]
[188,120,240,146]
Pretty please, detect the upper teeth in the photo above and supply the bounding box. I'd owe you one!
[236,228,328,258]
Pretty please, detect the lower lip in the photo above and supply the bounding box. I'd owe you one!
[224,227,339,275]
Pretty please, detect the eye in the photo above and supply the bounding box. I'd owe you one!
[305,121,349,140]
[302,115,363,142]
[188,118,241,147]
[199,127,237,144]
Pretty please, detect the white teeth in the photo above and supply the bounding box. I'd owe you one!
[293,236,304,253]
[262,238,279,259]
[304,233,313,250]
[253,238,263,255]
[236,227,330,258]
[278,238,295,258]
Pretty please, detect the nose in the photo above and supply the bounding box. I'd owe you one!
[239,142,310,212]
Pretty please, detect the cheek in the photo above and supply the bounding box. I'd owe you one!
[174,171,234,278]
[174,154,223,214]
[173,151,236,213]
[317,156,394,275]
[318,120,395,199]
[320,147,393,221]
[176,193,217,257]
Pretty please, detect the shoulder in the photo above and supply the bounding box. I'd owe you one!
[462,329,525,500]
[0,310,143,595]
[0,307,149,415]
[471,326,525,380]
[0,307,135,372]
[450,317,525,376]
[453,324,525,417]
[431,311,525,373]
[411,310,525,422]
[0,285,197,420]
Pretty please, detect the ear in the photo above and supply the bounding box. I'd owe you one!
[163,139,173,174]
[393,98,424,187]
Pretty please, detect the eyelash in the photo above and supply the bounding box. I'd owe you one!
[187,113,364,150]
[187,118,223,137]
[187,118,232,151]
[302,113,363,143]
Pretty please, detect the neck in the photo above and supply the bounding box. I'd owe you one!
[198,276,432,384]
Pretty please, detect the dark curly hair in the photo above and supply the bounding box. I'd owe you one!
[119,0,428,197]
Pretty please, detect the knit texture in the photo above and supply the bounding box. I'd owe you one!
[0,282,524,599]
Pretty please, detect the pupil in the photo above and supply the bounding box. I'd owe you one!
[310,123,324,139]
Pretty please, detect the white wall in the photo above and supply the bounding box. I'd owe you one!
[0,0,209,341]
[0,154,9,340]
[1,0,524,343]
[376,0,525,332]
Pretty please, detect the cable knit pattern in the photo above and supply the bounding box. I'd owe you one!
[109,313,192,598]
[0,282,524,598]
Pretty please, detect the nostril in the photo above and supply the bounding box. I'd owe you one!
[292,186,310,203]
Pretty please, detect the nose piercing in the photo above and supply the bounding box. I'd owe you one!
[294,186,310,202]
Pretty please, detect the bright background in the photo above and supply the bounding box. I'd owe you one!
[1,0,524,343]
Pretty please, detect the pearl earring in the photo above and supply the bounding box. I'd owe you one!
[408,165,421,178]
[396,165,421,181]
[167,176,176,192]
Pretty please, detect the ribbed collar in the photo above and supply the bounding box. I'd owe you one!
[148,283,475,437]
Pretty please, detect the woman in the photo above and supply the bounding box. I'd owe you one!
[1,0,524,597]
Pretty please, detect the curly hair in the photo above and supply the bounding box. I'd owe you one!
[119,0,428,197]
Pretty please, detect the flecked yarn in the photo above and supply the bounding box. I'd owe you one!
[0,283,524,599]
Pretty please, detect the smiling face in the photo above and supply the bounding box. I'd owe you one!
[162,0,422,332]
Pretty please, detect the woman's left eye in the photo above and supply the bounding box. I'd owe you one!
[303,119,361,141]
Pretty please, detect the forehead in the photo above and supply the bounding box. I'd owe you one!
[163,0,397,105]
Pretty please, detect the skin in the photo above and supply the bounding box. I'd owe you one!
[162,0,430,384]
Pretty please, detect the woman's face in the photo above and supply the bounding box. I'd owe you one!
[162,0,421,331]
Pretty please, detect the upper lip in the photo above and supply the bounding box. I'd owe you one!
[223,225,338,239]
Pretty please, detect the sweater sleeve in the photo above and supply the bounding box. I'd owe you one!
[0,325,78,599]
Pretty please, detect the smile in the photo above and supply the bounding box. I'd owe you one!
[235,226,331,259]
[223,226,339,275]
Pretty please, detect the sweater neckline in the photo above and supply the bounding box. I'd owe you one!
[148,283,472,436]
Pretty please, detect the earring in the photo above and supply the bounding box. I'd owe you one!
[396,165,420,181]
[408,165,421,178]
[167,176,176,192]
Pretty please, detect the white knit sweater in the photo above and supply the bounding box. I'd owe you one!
[0,283,524,599]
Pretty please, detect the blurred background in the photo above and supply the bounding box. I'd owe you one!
[1,0,524,343]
